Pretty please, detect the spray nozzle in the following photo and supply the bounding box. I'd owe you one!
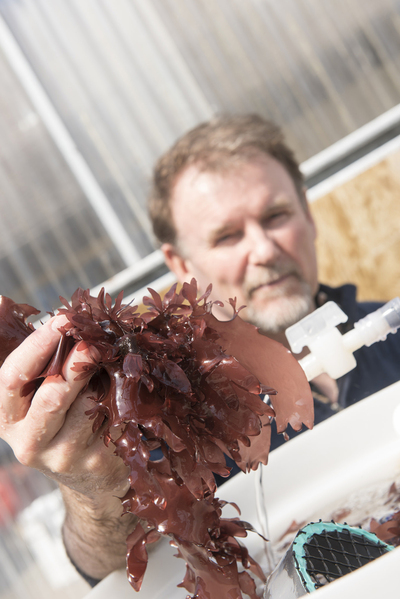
[285,298,400,382]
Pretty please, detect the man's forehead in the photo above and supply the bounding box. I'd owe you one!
[179,164,222,196]
[171,166,233,231]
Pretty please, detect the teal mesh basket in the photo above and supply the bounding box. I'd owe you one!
[264,521,394,597]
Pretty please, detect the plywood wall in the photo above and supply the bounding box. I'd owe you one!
[310,148,400,302]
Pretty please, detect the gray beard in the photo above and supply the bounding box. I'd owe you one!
[245,282,314,336]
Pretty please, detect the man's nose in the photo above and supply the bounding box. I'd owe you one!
[247,225,280,265]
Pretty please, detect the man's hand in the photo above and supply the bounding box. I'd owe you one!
[0,314,137,580]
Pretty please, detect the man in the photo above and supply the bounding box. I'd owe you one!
[149,114,400,446]
[0,114,399,587]
[152,117,318,343]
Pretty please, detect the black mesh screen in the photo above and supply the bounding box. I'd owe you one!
[301,528,389,588]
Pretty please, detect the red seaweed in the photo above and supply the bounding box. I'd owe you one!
[0,280,313,598]
[0,296,39,364]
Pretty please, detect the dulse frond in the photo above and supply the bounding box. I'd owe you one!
[0,281,313,599]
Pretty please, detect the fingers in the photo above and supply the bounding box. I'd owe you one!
[0,315,67,422]
[2,315,66,381]
[0,313,129,499]
[10,341,97,460]
[0,315,99,468]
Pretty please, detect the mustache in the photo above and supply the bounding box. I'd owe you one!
[244,264,301,296]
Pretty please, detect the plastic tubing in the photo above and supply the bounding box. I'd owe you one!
[343,297,400,352]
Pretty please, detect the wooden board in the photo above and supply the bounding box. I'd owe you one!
[310,149,400,302]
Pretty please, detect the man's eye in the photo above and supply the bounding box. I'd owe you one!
[215,231,241,246]
[264,211,289,226]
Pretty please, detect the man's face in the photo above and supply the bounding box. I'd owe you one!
[165,154,319,338]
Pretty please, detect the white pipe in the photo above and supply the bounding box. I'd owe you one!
[301,103,400,179]
[89,249,166,297]
[287,299,400,382]
[31,268,176,329]
[306,133,400,202]
[122,270,177,307]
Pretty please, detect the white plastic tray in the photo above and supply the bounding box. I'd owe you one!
[86,380,400,598]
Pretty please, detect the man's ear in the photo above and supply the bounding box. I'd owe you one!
[162,243,194,284]
[302,187,317,240]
